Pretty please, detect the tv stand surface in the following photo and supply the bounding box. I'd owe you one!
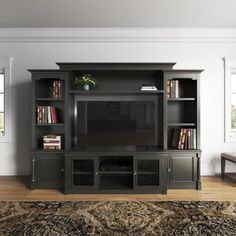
[29,62,203,194]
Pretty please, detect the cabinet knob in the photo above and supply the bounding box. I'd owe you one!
[95,172,98,175]
[134,172,137,176]
[61,168,64,173]
[167,168,171,172]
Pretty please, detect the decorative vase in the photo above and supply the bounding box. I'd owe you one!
[83,84,90,91]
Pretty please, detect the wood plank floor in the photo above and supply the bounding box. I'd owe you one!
[0,176,235,201]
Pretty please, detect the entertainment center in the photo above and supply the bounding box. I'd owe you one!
[30,62,203,194]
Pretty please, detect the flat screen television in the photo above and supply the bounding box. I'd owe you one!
[74,95,157,147]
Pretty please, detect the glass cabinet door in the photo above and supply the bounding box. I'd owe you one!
[135,158,160,187]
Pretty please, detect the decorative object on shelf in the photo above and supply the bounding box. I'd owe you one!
[171,128,196,150]
[43,135,62,150]
[36,106,58,124]
[74,74,96,91]
[167,80,179,98]
[140,85,157,91]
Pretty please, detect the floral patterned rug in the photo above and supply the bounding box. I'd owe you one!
[0,201,235,235]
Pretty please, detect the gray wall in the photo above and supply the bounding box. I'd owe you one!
[1,0,236,27]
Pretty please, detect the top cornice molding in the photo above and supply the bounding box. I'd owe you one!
[0,28,236,43]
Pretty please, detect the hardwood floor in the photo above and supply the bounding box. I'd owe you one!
[0,176,235,201]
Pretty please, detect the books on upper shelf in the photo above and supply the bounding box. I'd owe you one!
[37,106,58,124]
[140,85,157,91]
[171,128,196,150]
[52,80,62,99]
[43,135,62,150]
[167,80,179,98]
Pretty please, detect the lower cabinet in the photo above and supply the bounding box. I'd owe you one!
[31,153,64,189]
[64,153,167,194]
[168,151,201,189]
[65,155,98,193]
[135,155,167,194]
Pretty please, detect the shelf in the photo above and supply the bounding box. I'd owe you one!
[168,123,196,127]
[167,148,199,152]
[33,149,64,153]
[69,90,164,95]
[99,174,133,190]
[36,123,64,126]
[73,171,94,175]
[168,98,196,101]
[99,171,133,175]
[36,98,64,101]
[137,171,158,175]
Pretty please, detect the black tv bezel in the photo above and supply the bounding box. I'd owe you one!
[73,94,158,149]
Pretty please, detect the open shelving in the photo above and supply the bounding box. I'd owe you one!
[33,76,65,151]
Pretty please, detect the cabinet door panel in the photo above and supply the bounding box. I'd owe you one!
[33,154,63,189]
[168,153,197,189]
[65,155,98,193]
[134,155,164,191]
[171,157,194,181]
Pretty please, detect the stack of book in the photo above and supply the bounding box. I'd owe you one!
[53,80,61,99]
[141,85,157,91]
[37,106,58,124]
[43,135,62,150]
[172,128,196,150]
[167,80,179,98]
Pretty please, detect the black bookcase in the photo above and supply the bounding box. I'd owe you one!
[29,63,203,193]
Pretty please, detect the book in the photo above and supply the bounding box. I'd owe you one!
[43,134,62,150]
[141,85,157,91]
[171,128,197,150]
[167,80,179,98]
[36,106,58,124]
[171,129,181,148]
[50,106,58,123]
[47,106,51,124]
[52,80,61,99]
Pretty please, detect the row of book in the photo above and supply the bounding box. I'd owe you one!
[43,135,62,150]
[167,80,179,98]
[172,128,196,150]
[37,106,58,124]
[52,80,62,99]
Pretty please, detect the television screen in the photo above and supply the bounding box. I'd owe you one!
[75,98,157,146]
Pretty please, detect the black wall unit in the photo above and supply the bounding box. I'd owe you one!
[29,63,203,194]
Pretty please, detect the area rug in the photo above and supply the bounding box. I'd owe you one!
[0,201,235,235]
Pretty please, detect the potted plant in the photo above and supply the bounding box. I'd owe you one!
[74,74,96,91]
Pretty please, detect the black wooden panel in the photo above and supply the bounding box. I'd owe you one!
[34,154,63,188]
[168,152,198,189]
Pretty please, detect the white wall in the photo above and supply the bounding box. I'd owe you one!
[0,28,236,176]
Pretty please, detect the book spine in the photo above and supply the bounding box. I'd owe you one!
[188,129,191,150]
[193,129,197,149]
[51,106,57,123]
[178,129,183,149]
[47,106,51,124]
[175,80,179,98]
[167,80,171,98]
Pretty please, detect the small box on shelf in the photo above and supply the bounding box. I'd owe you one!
[43,134,62,150]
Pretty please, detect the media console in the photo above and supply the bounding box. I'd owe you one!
[29,63,203,194]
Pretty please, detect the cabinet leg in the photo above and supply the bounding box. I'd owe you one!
[196,180,202,190]
[162,188,167,194]
[221,157,225,179]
